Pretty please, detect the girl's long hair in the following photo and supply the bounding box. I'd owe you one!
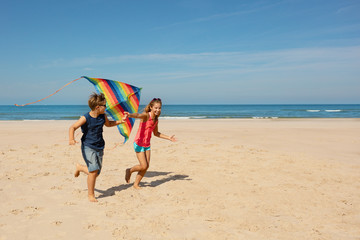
[144,98,162,122]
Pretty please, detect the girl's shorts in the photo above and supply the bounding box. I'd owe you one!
[81,145,104,175]
[134,142,151,152]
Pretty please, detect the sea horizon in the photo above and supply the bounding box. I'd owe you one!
[1,104,360,120]
[4,103,360,105]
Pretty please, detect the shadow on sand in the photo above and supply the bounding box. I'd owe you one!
[96,171,191,199]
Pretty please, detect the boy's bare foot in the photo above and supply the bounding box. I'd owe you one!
[133,184,141,189]
[74,163,81,177]
[88,195,98,202]
[125,168,131,183]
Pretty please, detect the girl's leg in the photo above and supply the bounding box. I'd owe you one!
[133,150,151,189]
[87,170,99,202]
[74,163,89,177]
[125,151,148,183]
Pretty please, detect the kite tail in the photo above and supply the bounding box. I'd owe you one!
[15,77,83,106]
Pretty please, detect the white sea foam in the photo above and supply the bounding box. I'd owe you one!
[23,120,58,122]
[325,110,342,112]
[252,116,278,119]
[160,116,191,120]
[160,116,209,119]
[307,110,320,112]
[191,116,207,119]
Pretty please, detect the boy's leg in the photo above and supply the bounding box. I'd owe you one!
[74,163,89,177]
[133,150,151,189]
[87,170,99,202]
[78,145,102,202]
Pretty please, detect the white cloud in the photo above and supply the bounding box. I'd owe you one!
[336,3,360,15]
[38,46,360,76]
[150,1,284,31]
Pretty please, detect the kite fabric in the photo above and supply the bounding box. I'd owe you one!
[83,76,141,143]
[15,76,142,143]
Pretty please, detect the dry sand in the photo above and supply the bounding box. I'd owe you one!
[0,119,359,240]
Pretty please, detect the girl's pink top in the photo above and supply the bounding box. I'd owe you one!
[134,113,158,147]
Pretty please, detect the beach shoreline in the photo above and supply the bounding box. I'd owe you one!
[1,119,359,239]
[2,104,360,120]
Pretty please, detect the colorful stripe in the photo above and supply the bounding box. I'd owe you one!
[83,76,141,143]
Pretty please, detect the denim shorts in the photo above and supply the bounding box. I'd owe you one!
[81,145,104,174]
[134,142,151,152]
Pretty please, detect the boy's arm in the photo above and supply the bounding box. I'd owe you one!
[153,124,177,142]
[69,116,86,145]
[104,114,126,127]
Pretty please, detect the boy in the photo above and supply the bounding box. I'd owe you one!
[69,93,125,202]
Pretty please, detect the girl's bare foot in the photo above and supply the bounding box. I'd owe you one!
[74,163,81,177]
[88,195,98,202]
[125,168,131,183]
[133,184,141,189]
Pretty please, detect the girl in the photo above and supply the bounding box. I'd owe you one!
[124,98,176,189]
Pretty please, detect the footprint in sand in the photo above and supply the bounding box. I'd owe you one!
[72,189,86,198]
[53,221,62,226]
[50,186,63,190]
[10,209,23,215]
[106,211,116,218]
[86,224,100,230]
[112,226,128,237]
[18,206,43,219]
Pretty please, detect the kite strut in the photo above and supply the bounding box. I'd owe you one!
[15,77,83,106]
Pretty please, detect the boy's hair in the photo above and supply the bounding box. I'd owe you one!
[144,98,162,121]
[88,92,106,110]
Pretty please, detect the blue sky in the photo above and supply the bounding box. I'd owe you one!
[1,0,360,105]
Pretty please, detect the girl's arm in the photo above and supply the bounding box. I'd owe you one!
[69,116,86,145]
[153,124,177,142]
[104,114,126,127]
[124,111,148,120]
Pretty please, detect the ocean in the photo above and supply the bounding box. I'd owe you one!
[0,104,360,120]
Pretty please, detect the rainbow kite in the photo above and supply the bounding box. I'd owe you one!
[83,76,141,143]
[15,76,142,143]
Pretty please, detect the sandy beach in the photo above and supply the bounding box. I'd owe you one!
[0,119,359,240]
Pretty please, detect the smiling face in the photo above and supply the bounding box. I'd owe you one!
[150,102,162,116]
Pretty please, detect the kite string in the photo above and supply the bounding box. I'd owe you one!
[107,142,123,151]
[16,76,128,150]
[15,77,83,106]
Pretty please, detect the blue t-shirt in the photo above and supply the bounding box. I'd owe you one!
[81,112,105,150]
